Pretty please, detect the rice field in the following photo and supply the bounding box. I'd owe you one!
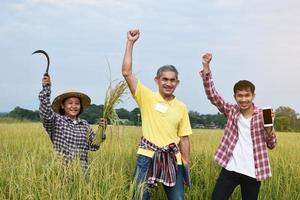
[0,122,299,200]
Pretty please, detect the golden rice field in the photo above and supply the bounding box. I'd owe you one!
[0,122,299,200]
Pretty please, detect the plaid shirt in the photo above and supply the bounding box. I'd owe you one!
[139,137,179,187]
[201,71,276,181]
[39,85,99,170]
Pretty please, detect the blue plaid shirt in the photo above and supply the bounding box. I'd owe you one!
[39,85,99,169]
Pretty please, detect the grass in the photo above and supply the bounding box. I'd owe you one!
[0,117,31,123]
[0,123,299,200]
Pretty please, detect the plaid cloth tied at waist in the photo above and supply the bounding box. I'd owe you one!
[138,136,179,187]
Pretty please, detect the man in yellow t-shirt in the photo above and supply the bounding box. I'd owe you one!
[122,29,192,200]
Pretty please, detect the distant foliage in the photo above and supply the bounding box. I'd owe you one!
[80,104,104,124]
[0,112,8,117]
[3,105,300,132]
[129,107,141,126]
[8,106,40,121]
[116,108,131,120]
[189,111,227,129]
[275,106,300,132]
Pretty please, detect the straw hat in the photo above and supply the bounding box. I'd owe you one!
[51,90,91,113]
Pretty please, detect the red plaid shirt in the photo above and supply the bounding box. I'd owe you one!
[201,71,276,181]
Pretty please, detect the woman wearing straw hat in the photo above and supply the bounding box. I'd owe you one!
[39,74,106,171]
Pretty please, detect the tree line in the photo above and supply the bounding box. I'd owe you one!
[1,105,299,132]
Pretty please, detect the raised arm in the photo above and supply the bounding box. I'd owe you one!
[38,74,56,135]
[122,29,139,95]
[202,53,212,75]
[200,53,232,116]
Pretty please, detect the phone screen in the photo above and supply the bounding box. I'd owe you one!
[263,108,272,125]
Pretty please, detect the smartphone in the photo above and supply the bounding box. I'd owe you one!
[262,107,273,127]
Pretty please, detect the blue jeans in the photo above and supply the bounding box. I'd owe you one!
[211,168,261,200]
[132,155,184,200]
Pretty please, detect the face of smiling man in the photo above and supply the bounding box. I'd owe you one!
[234,88,255,113]
[155,70,180,101]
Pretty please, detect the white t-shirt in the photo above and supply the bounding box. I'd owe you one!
[226,114,256,178]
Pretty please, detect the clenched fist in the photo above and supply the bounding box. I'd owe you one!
[42,74,51,87]
[202,53,212,74]
[202,53,212,65]
[127,29,140,43]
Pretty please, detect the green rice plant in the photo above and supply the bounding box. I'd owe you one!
[0,117,30,123]
[1,123,300,200]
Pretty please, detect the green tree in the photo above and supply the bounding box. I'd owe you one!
[275,116,290,132]
[130,107,141,126]
[214,112,227,128]
[296,119,300,132]
[188,111,201,126]
[116,108,131,120]
[80,104,104,124]
[188,111,226,128]
[275,106,299,131]
[8,107,40,121]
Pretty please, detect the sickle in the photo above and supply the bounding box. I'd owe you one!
[32,50,50,75]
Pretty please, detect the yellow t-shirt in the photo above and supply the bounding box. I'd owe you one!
[134,81,192,164]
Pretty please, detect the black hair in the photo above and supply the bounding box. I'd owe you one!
[156,65,178,79]
[233,80,255,95]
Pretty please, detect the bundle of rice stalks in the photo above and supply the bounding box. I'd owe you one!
[92,79,128,145]
[91,59,128,146]
[102,79,128,126]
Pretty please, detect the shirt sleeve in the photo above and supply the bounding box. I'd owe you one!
[133,80,153,109]
[87,125,100,151]
[177,105,193,137]
[38,85,57,137]
[200,71,233,117]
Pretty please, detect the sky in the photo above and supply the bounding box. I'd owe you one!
[0,0,300,114]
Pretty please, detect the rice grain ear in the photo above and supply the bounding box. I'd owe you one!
[102,80,128,124]
[95,79,127,144]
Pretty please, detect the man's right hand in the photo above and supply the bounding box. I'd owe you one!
[42,74,51,87]
[202,53,212,74]
[127,29,140,43]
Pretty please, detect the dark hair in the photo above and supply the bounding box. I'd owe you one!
[156,65,178,79]
[59,97,84,117]
[233,80,255,95]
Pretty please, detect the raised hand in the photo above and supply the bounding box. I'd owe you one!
[42,73,51,87]
[127,29,140,43]
[202,53,212,65]
[122,29,139,95]
[202,53,212,74]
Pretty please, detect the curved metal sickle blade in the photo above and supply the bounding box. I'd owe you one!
[32,50,50,74]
